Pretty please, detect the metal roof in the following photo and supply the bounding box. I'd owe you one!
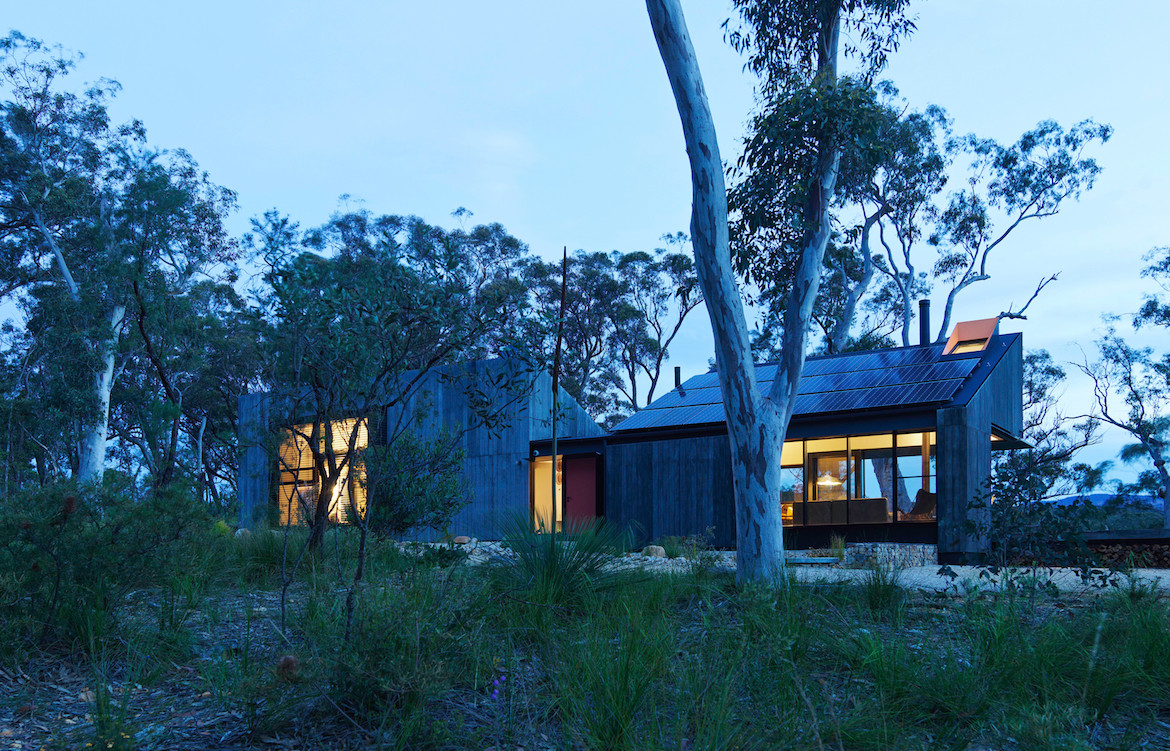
[612,342,987,433]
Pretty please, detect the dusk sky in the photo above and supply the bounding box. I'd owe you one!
[9,1,1169,485]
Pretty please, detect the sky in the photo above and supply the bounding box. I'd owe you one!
[7,1,1169,487]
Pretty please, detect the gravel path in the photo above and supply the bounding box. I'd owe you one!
[438,539,1170,594]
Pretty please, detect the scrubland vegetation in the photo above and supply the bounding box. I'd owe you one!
[1,484,1167,751]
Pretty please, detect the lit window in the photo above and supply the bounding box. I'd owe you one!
[276,418,368,525]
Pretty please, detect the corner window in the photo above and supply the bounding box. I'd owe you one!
[276,418,368,525]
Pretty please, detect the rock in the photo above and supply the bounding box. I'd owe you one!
[234,527,252,539]
[643,545,666,558]
[452,535,471,545]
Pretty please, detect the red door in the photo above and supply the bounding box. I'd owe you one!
[562,455,598,525]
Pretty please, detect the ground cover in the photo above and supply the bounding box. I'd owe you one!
[1,526,1168,751]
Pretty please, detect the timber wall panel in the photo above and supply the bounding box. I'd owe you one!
[238,393,271,527]
[528,371,606,442]
[604,434,735,546]
[400,362,536,541]
[937,336,1024,560]
[984,335,1024,436]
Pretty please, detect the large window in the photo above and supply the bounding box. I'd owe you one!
[807,437,848,525]
[276,418,368,526]
[895,432,937,521]
[849,433,895,524]
[780,431,936,526]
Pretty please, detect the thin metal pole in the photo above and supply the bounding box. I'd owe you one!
[550,247,568,536]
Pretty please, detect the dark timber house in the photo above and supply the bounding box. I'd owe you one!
[535,318,1024,564]
[237,360,603,540]
[239,320,1024,564]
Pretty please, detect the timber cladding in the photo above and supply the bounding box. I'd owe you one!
[936,334,1023,561]
[605,434,736,548]
[237,359,603,540]
[604,333,1025,559]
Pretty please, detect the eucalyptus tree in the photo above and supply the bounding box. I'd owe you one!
[732,70,1110,353]
[1069,247,1170,527]
[606,234,703,414]
[989,350,1099,503]
[522,251,624,418]
[260,210,532,551]
[0,319,82,489]
[0,33,132,483]
[521,240,702,425]
[109,276,259,497]
[1076,331,1169,527]
[0,32,238,487]
[647,0,916,582]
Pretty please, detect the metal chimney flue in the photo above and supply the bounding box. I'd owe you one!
[674,366,682,390]
[919,299,931,346]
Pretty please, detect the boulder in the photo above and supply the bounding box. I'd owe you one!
[452,535,472,545]
[643,544,666,558]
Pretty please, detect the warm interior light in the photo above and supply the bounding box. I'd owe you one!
[277,418,368,525]
[816,472,842,487]
[951,339,988,354]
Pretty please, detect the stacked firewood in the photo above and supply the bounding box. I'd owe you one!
[1089,543,1170,568]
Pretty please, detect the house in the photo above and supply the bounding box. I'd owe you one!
[238,319,1024,564]
[237,359,603,540]
[536,318,1024,564]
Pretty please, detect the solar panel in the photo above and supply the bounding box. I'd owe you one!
[795,358,976,395]
[614,402,727,432]
[645,385,724,410]
[610,340,986,433]
[683,372,721,389]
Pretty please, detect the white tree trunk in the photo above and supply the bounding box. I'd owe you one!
[646,0,788,583]
[196,415,207,504]
[77,305,125,485]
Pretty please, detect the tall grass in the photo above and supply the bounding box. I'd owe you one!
[495,514,630,606]
[8,498,1169,750]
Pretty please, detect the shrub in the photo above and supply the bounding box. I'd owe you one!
[359,431,469,538]
[861,560,906,619]
[972,484,1099,570]
[552,611,673,751]
[322,571,489,722]
[0,479,214,654]
[656,535,686,559]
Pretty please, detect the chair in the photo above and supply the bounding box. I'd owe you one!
[903,490,936,521]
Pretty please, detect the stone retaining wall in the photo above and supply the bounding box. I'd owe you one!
[843,542,937,568]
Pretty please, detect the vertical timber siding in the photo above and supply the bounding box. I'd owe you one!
[605,434,736,547]
[388,360,541,541]
[937,404,982,561]
[528,371,606,442]
[237,360,603,540]
[985,335,1024,436]
[238,392,271,528]
[937,336,1022,562]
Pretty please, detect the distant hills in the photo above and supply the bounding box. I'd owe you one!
[1049,492,1163,510]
